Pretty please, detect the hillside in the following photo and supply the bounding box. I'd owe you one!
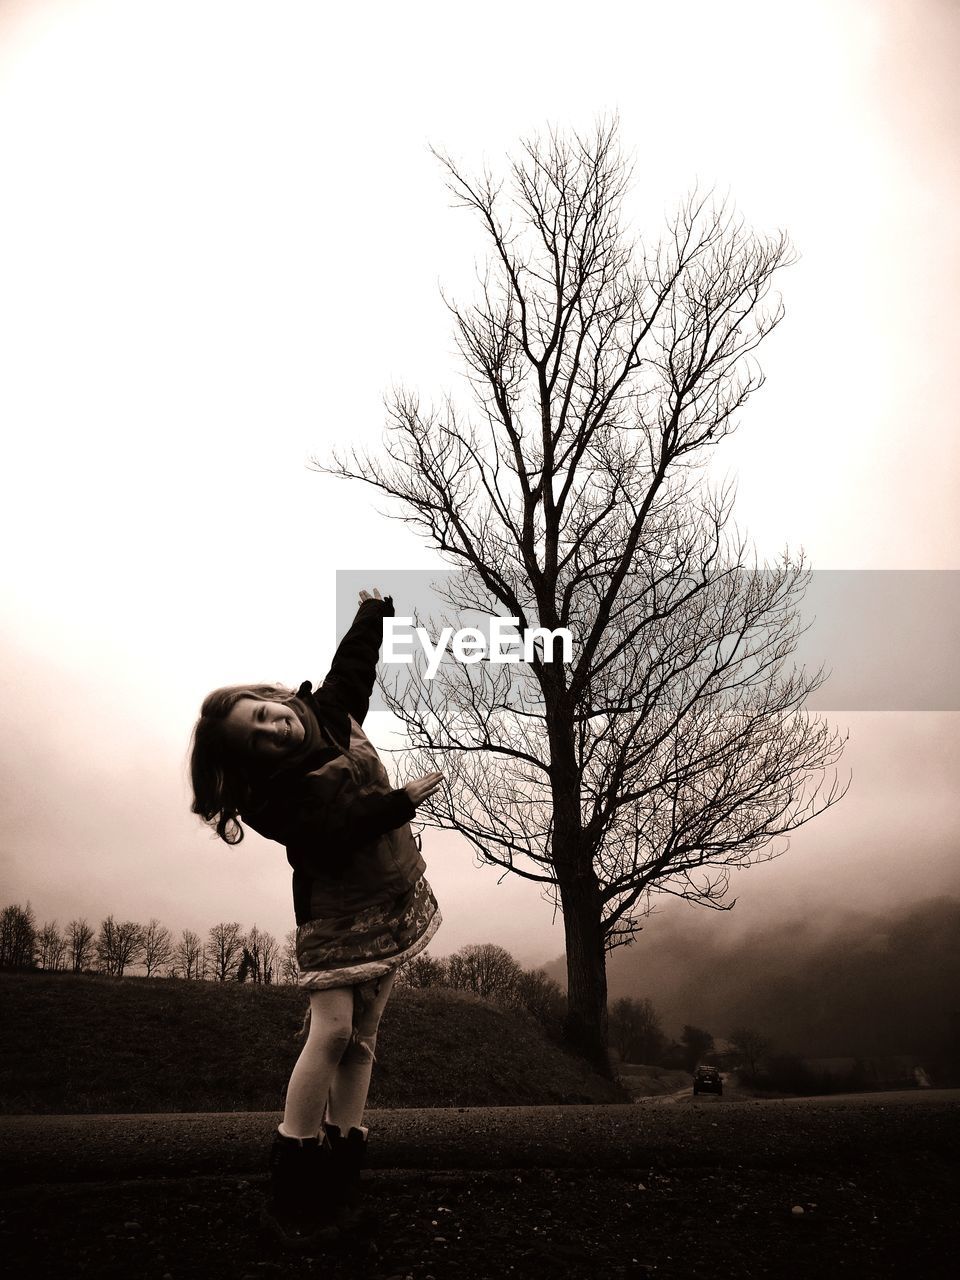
[0,970,625,1113]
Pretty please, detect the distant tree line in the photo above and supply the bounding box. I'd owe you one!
[0,905,561,1027]
[607,998,782,1080]
[394,943,567,1034]
[0,902,296,985]
[606,998,721,1071]
[0,903,567,1039]
[606,1005,933,1093]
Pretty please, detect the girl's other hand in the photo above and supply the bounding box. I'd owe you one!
[403,771,444,807]
[358,587,384,605]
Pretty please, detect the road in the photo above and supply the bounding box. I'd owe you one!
[2,1092,958,1279]
[1,1090,958,1184]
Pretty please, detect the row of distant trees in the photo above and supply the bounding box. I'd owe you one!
[0,902,297,984]
[606,999,888,1093]
[396,943,566,1031]
[607,998,773,1074]
[0,904,567,1019]
[1,903,568,1033]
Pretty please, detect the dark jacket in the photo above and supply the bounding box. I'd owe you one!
[240,596,425,925]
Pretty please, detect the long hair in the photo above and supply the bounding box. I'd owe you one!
[189,683,297,845]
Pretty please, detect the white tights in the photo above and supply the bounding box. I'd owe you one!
[280,970,396,1140]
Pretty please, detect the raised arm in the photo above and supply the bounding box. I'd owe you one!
[318,589,395,725]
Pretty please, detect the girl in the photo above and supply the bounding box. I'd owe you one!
[189,588,443,1248]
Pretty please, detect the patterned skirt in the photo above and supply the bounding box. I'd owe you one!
[295,875,441,991]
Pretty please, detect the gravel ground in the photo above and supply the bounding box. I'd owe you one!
[2,1093,958,1279]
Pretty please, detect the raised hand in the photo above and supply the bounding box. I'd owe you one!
[358,588,384,605]
[403,771,445,808]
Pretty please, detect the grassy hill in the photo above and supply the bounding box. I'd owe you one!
[0,970,626,1113]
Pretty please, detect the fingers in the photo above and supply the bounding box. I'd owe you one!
[403,770,445,807]
[358,587,385,604]
[420,772,444,800]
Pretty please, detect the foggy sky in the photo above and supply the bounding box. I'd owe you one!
[0,0,957,969]
[591,895,960,1057]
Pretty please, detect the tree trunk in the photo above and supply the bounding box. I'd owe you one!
[548,692,612,1076]
[560,876,611,1076]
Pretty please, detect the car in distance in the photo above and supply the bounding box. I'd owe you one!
[693,1065,723,1096]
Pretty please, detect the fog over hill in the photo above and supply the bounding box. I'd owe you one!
[544,895,960,1060]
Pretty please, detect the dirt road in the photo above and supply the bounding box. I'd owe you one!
[2,1091,958,1279]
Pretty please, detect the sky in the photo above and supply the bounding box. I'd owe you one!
[0,0,957,970]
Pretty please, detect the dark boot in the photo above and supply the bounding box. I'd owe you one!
[260,1129,340,1250]
[324,1122,369,1230]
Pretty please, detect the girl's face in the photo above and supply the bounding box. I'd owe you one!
[223,698,305,761]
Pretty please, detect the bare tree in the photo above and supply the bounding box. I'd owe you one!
[142,918,174,978]
[0,903,37,969]
[173,928,205,980]
[609,996,664,1064]
[66,918,95,972]
[729,1025,773,1077]
[245,925,279,985]
[508,967,566,1028]
[114,919,143,976]
[278,929,300,985]
[314,119,848,1069]
[95,916,144,977]
[446,943,523,1000]
[395,950,449,989]
[94,916,117,974]
[207,922,244,983]
[37,921,67,971]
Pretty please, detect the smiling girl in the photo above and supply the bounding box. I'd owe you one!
[189,588,443,1248]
